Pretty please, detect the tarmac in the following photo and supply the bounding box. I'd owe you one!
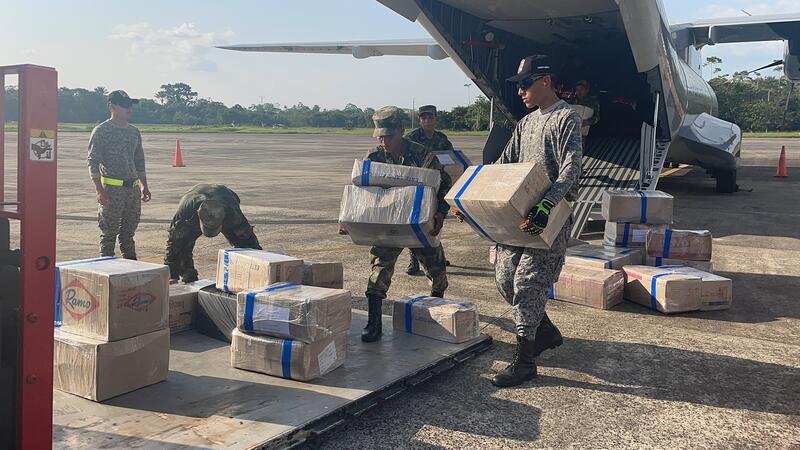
[5,132,799,448]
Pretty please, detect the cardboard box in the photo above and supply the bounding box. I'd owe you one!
[196,287,237,342]
[601,190,673,224]
[55,257,169,342]
[432,149,472,183]
[653,265,732,311]
[604,222,668,248]
[53,328,169,402]
[623,265,703,313]
[645,256,713,272]
[168,279,215,333]
[302,261,344,289]
[237,283,352,342]
[215,249,304,294]
[392,296,479,343]
[231,328,347,381]
[565,244,643,270]
[338,185,440,248]
[551,265,625,310]
[646,229,713,261]
[444,163,571,249]
[351,159,440,189]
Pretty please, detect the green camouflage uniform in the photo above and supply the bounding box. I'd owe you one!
[365,120,452,299]
[573,95,600,127]
[165,184,261,282]
[405,128,455,153]
[87,119,146,259]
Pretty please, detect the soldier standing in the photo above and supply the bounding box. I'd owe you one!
[165,184,262,283]
[463,55,582,387]
[569,80,600,146]
[404,104,454,275]
[88,90,151,260]
[339,106,452,342]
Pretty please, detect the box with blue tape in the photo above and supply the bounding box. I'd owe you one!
[432,149,472,183]
[646,229,713,261]
[392,295,479,343]
[351,159,440,189]
[604,222,668,248]
[215,249,304,294]
[565,244,643,270]
[601,190,673,225]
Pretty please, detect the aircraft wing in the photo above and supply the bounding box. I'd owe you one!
[217,38,449,60]
[670,13,800,46]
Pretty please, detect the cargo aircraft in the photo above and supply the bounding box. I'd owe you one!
[219,0,800,235]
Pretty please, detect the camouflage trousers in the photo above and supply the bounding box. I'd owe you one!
[366,244,448,299]
[494,219,571,338]
[98,185,141,259]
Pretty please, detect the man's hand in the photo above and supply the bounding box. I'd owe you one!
[337,223,349,235]
[429,212,445,236]
[452,208,466,223]
[141,185,152,202]
[96,187,109,206]
[519,197,556,236]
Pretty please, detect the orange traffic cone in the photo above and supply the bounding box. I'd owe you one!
[173,139,185,167]
[775,145,788,178]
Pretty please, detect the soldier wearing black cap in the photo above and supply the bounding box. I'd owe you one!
[404,104,455,275]
[165,184,262,283]
[457,55,582,387]
[88,90,151,259]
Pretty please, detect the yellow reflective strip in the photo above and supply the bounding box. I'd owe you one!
[100,176,123,186]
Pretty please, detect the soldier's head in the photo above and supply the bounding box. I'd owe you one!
[373,106,406,153]
[507,55,558,109]
[198,199,225,237]
[107,90,139,121]
[418,104,439,133]
[575,80,590,99]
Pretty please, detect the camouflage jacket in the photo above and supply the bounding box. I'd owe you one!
[405,128,454,153]
[496,100,582,203]
[365,138,452,215]
[87,119,146,180]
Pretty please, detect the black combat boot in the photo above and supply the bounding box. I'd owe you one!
[361,295,383,342]
[406,254,421,275]
[491,335,538,388]
[430,291,444,298]
[533,312,563,357]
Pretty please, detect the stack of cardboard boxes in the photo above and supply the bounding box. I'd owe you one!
[340,159,442,248]
[52,257,170,401]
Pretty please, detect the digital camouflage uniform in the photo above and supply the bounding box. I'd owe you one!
[365,138,452,300]
[165,184,262,282]
[88,119,146,259]
[494,100,582,338]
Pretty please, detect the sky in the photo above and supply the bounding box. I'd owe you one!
[1,0,797,111]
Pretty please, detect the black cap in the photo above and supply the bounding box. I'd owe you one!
[506,55,554,83]
[107,90,140,108]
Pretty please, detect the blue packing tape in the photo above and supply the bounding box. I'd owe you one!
[223,250,231,292]
[453,165,493,241]
[638,191,648,224]
[405,295,428,333]
[243,283,300,332]
[549,285,555,300]
[663,229,673,258]
[361,159,371,186]
[650,272,675,311]
[452,150,469,170]
[655,256,663,266]
[410,185,432,248]
[58,256,116,267]
[621,223,630,247]
[281,339,293,379]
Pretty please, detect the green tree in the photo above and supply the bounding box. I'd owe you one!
[155,83,198,107]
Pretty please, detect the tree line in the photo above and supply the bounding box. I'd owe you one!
[3,65,799,132]
[2,82,494,131]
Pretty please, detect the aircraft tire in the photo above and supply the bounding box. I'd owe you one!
[715,169,738,193]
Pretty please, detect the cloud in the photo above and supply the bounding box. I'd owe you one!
[697,0,800,19]
[110,23,233,72]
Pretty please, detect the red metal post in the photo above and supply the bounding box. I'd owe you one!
[11,64,57,450]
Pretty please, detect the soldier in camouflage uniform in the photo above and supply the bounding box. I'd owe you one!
[404,104,454,275]
[338,106,452,342]
[457,55,582,387]
[569,80,600,146]
[165,184,261,283]
[88,90,152,260]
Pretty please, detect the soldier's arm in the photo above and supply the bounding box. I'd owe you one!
[544,112,583,203]
[87,128,103,181]
[134,129,147,179]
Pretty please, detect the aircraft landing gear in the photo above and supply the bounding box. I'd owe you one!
[715,169,738,193]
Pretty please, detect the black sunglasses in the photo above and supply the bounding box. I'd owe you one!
[517,74,548,90]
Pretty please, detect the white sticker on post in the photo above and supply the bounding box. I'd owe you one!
[632,229,649,243]
[317,341,337,374]
[252,303,291,336]
[436,153,455,165]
